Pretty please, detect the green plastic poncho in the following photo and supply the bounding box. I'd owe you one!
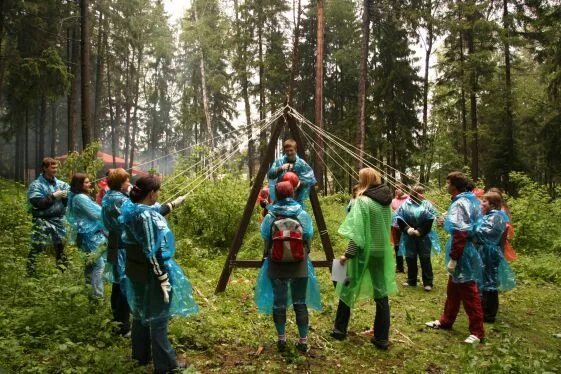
[336,195,398,307]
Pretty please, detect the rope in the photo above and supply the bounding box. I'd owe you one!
[288,107,433,191]
[292,110,446,213]
[93,106,288,183]
[163,113,280,203]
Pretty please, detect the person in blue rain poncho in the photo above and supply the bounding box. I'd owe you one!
[26,157,70,275]
[255,179,321,353]
[120,176,197,373]
[66,173,107,299]
[474,191,516,323]
[102,168,187,336]
[395,185,441,291]
[267,139,316,206]
[426,172,485,344]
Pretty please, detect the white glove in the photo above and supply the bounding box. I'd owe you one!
[159,274,172,304]
[407,227,416,236]
[53,190,67,199]
[171,195,187,208]
[447,259,457,275]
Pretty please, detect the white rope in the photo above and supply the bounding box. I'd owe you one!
[163,113,280,203]
[288,107,432,190]
[292,109,446,212]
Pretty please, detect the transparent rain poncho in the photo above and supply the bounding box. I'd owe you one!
[101,190,129,283]
[268,155,317,206]
[394,199,441,257]
[474,210,516,292]
[444,192,483,284]
[336,196,398,307]
[255,198,321,313]
[119,199,198,324]
[67,192,107,253]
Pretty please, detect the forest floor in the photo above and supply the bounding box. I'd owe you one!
[0,179,560,373]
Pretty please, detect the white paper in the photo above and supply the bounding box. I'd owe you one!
[331,259,347,283]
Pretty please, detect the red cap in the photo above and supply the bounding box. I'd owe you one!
[275,181,294,200]
[281,171,300,188]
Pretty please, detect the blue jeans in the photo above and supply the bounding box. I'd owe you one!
[84,256,105,299]
[271,278,309,337]
[131,318,177,374]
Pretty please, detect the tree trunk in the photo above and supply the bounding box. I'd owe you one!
[467,12,478,180]
[68,26,79,152]
[502,0,514,189]
[355,0,370,170]
[38,96,47,165]
[124,48,133,167]
[93,8,105,140]
[15,113,23,181]
[287,0,302,105]
[234,0,254,181]
[129,48,143,169]
[457,3,468,166]
[50,102,57,155]
[193,6,214,149]
[80,0,93,148]
[420,0,434,183]
[258,19,265,159]
[314,0,325,191]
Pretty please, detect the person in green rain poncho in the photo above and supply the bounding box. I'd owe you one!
[330,168,398,350]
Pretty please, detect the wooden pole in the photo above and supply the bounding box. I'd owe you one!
[215,115,286,293]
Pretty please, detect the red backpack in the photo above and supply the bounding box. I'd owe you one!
[269,213,305,263]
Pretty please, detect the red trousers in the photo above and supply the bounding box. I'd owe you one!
[439,278,484,339]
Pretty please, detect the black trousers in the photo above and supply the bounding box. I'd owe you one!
[394,246,405,272]
[27,242,67,276]
[111,283,131,335]
[405,256,433,287]
[334,297,390,342]
[481,290,499,322]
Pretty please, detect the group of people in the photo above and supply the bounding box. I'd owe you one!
[25,143,517,371]
[27,158,196,373]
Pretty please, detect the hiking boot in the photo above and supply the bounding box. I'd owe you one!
[370,337,389,350]
[277,340,287,352]
[295,342,309,353]
[330,329,346,341]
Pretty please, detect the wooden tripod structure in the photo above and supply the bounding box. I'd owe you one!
[215,109,335,293]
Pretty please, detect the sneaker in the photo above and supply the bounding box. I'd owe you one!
[553,333,561,339]
[295,342,309,353]
[423,285,433,292]
[402,281,416,287]
[463,335,481,344]
[277,340,287,352]
[330,329,346,341]
[370,337,389,350]
[425,320,441,329]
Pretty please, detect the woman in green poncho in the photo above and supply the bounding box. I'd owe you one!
[330,168,398,350]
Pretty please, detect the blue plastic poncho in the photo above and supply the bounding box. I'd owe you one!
[267,155,317,206]
[255,198,321,313]
[101,190,129,283]
[27,174,70,246]
[119,199,198,324]
[395,199,441,257]
[67,192,107,253]
[474,210,516,292]
[444,192,482,284]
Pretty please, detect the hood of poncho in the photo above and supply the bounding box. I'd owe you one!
[363,184,392,206]
[267,198,303,217]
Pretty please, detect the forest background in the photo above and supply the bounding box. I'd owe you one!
[1,0,561,194]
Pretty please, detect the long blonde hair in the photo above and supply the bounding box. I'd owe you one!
[355,168,382,197]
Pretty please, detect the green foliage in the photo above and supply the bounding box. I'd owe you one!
[58,142,105,183]
[165,175,256,252]
[508,172,561,255]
